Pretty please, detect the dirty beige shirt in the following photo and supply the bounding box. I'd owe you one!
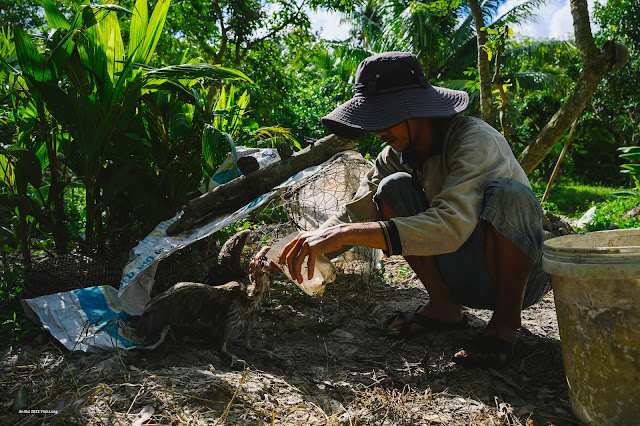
[323,115,530,256]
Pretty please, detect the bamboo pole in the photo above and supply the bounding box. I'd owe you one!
[542,115,581,203]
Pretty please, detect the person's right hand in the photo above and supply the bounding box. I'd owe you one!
[249,246,281,285]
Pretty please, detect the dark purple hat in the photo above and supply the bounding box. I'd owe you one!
[322,51,469,139]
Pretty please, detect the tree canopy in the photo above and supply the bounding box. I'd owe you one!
[0,0,637,262]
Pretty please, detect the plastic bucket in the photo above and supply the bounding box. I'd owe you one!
[542,228,640,425]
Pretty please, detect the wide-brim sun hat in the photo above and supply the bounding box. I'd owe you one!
[322,51,469,139]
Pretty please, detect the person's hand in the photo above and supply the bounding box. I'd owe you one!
[249,246,281,285]
[278,226,347,283]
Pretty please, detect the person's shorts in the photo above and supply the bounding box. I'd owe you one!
[374,172,551,310]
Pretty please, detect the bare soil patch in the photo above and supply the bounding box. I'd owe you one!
[1,240,577,425]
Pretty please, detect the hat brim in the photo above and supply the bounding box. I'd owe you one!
[321,85,469,139]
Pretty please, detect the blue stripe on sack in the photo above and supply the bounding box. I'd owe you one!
[213,168,243,185]
[74,287,137,349]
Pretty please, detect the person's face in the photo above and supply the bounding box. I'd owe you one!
[375,122,410,151]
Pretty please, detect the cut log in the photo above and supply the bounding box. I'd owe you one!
[166,134,356,235]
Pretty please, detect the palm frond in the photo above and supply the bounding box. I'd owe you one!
[43,0,71,30]
[502,39,576,64]
[250,126,301,149]
[128,0,148,66]
[509,70,572,94]
[137,0,170,65]
[202,124,238,181]
[13,27,54,84]
[142,63,252,85]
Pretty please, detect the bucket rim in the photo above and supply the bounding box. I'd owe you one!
[543,228,640,255]
[543,228,640,278]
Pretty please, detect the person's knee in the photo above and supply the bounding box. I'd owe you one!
[484,178,542,218]
[375,172,413,204]
[482,177,544,262]
[374,172,428,218]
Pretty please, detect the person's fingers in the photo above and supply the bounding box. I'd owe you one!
[285,238,306,282]
[278,235,299,264]
[291,242,310,283]
[306,249,316,280]
[266,261,281,273]
[249,261,262,286]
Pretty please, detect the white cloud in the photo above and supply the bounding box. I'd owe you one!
[498,0,606,40]
[306,0,605,43]
[307,9,352,41]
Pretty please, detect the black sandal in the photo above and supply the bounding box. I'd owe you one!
[383,307,468,339]
[452,335,523,369]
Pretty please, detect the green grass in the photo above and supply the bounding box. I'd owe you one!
[532,182,640,231]
[532,182,625,217]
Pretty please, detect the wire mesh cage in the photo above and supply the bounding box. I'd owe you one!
[22,254,121,299]
[251,151,383,287]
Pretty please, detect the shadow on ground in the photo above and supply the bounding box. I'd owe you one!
[1,257,577,425]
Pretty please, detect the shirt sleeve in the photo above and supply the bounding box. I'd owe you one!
[320,147,408,229]
[390,122,526,257]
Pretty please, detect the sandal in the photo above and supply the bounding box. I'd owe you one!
[452,335,523,369]
[383,307,468,339]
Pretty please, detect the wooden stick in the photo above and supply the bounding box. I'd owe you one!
[542,115,581,203]
[166,134,356,235]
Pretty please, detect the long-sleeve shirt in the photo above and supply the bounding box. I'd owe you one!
[322,115,530,256]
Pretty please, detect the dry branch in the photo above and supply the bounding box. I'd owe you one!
[166,134,356,235]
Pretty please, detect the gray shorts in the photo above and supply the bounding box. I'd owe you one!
[374,172,550,310]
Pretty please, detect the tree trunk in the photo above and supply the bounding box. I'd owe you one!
[517,0,628,174]
[36,100,68,253]
[166,135,356,235]
[17,207,32,271]
[467,0,495,124]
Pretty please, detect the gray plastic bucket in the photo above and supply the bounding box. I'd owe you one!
[542,228,640,425]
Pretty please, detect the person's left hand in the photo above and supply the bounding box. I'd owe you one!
[278,226,347,283]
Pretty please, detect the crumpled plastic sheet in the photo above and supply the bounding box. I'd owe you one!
[24,149,365,352]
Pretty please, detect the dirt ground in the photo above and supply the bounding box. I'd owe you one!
[1,233,578,425]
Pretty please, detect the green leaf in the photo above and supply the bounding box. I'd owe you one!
[142,63,252,85]
[7,146,42,193]
[100,9,125,106]
[138,0,170,65]
[13,27,53,84]
[43,0,71,30]
[128,0,148,62]
[48,29,78,76]
[621,164,640,171]
[202,124,238,180]
[0,151,15,190]
[620,152,640,161]
[112,49,138,105]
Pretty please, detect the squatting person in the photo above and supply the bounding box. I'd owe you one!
[250,51,550,368]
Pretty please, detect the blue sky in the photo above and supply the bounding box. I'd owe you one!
[309,0,604,41]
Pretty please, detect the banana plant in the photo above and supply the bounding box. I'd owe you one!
[6,0,251,253]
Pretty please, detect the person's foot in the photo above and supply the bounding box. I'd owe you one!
[453,323,519,365]
[385,303,465,338]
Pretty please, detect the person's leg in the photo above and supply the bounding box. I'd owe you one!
[375,174,547,344]
[453,178,545,363]
[483,224,534,339]
[378,201,464,335]
[374,173,464,335]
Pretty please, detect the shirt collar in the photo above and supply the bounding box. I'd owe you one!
[398,118,449,165]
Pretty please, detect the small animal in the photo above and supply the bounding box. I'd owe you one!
[135,229,273,364]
